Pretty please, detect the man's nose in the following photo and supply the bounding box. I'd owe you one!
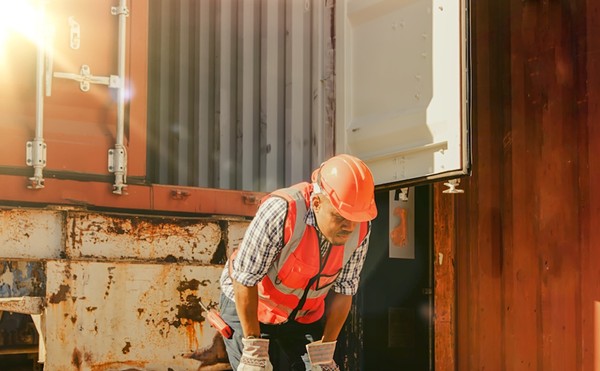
[341,219,357,231]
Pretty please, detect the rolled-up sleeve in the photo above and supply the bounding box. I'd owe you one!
[230,197,287,287]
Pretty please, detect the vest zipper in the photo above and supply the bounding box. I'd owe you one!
[288,241,332,321]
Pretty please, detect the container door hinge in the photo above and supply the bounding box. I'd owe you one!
[108,145,128,195]
[53,64,120,92]
[26,139,47,189]
[443,178,464,194]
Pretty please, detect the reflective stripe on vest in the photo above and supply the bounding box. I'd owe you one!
[257,182,368,325]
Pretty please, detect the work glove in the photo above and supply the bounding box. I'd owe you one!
[238,337,273,371]
[306,340,340,371]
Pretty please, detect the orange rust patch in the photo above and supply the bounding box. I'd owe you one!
[49,284,70,304]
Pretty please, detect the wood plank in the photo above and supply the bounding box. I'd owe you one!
[537,2,582,370]
[474,0,507,368]
[433,183,456,371]
[583,0,600,369]
[505,1,542,369]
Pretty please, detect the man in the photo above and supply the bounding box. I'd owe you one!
[219,154,377,371]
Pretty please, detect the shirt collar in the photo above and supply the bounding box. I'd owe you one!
[306,204,331,247]
[305,205,317,227]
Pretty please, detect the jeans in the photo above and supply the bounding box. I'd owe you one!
[219,292,323,371]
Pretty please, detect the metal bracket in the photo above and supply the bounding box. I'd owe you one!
[53,64,120,92]
[111,4,130,16]
[393,188,409,201]
[26,139,47,189]
[443,178,465,194]
[68,16,80,49]
[108,146,128,194]
[243,193,261,205]
[171,189,191,200]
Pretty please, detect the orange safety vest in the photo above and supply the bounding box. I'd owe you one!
[256,182,369,325]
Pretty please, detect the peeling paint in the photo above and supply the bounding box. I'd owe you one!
[45,261,227,370]
[49,284,70,304]
[0,261,46,297]
[67,213,222,263]
[0,210,64,259]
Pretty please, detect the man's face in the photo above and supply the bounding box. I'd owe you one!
[313,194,357,245]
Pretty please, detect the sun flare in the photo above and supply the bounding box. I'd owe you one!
[0,0,45,65]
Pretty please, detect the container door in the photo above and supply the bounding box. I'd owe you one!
[0,0,148,183]
[336,0,469,188]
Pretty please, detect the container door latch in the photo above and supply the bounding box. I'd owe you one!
[53,64,120,92]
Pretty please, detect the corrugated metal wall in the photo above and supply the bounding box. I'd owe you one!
[147,0,335,192]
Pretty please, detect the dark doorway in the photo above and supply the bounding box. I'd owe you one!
[359,185,433,370]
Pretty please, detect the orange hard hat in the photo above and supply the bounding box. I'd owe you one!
[311,154,378,222]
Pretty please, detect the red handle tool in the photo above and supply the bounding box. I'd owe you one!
[199,299,233,339]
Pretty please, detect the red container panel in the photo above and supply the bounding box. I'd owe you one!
[0,0,147,177]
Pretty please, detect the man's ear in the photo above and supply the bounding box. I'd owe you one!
[311,194,322,211]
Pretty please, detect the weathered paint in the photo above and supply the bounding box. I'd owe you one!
[0,175,264,217]
[0,209,64,259]
[0,260,45,353]
[65,212,222,263]
[224,221,250,258]
[0,206,245,368]
[44,260,229,370]
[0,297,44,315]
[0,261,45,298]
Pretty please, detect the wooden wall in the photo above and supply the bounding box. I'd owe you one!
[434,0,600,370]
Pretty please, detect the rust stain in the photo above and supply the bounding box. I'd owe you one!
[122,341,131,354]
[177,278,200,292]
[49,284,71,304]
[102,215,201,242]
[72,347,82,370]
[90,360,148,371]
[175,294,205,323]
[86,306,98,312]
[184,320,200,350]
[105,266,116,298]
[173,278,218,350]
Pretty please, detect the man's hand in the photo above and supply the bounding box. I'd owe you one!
[238,337,273,371]
[306,340,340,371]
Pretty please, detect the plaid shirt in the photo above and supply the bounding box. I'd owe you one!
[219,195,372,301]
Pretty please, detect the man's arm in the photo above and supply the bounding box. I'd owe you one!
[322,291,353,342]
[229,197,287,338]
[233,280,261,338]
[322,222,372,342]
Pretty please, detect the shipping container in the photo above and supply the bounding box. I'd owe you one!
[0,0,469,370]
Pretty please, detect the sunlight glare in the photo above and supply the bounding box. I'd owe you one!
[0,0,44,62]
[593,301,600,371]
